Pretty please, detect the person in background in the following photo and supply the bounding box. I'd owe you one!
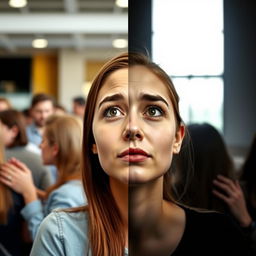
[0,115,86,240]
[54,103,67,116]
[0,109,53,191]
[0,97,12,111]
[26,93,57,181]
[22,108,33,126]
[173,123,236,214]
[72,96,86,119]
[0,122,27,256]
[26,93,55,150]
[29,53,249,256]
[213,134,256,253]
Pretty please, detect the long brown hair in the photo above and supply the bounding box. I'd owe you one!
[43,115,83,197]
[174,123,235,213]
[0,124,13,224]
[80,52,184,255]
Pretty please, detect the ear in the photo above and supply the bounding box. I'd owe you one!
[173,124,185,154]
[92,143,98,154]
[52,143,59,156]
[11,125,19,138]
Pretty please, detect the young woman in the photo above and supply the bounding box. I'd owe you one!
[0,115,86,240]
[0,109,53,190]
[29,53,248,256]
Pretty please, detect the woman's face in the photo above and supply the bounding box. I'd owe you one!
[0,121,17,147]
[40,132,58,165]
[92,65,184,185]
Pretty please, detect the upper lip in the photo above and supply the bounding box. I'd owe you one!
[118,148,151,157]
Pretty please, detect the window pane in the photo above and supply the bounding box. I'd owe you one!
[173,77,223,131]
[152,0,223,76]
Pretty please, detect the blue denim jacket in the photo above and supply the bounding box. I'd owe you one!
[21,180,86,240]
[30,211,129,256]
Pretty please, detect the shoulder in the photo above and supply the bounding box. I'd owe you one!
[48,180,86,208]
[53,180,84,194]
[31,211,90,255]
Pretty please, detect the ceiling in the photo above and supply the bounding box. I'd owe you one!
[0,0,128,53]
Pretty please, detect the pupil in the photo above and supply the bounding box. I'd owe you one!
[149,108,155,115]
[111,109,117,115]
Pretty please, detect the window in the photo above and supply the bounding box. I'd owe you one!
[152,0,224,131]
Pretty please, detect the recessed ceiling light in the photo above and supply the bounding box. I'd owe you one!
[115,0,128,8]
[9,0,27,8]
[112,38,128,49]
[32,39,48,49]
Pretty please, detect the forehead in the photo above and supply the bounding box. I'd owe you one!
[97,65,172,102]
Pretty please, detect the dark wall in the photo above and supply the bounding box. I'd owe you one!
[0,57,31,93]
[129,0,152,56]
[224,0,256,155]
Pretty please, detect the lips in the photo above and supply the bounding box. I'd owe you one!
[118,148,151,163]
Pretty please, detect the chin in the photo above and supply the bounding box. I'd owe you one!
[128,167,164,186]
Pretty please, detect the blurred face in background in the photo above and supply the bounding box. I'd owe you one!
[31,100,54,128]
[0,121,17,147]
[0,101,10,112]
[39,132,58,165]
[73,103,85,119]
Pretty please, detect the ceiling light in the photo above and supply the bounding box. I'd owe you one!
[115,0,128,8]
[9,0,27,8]
[112,39,128,49]
[32,39,48,49]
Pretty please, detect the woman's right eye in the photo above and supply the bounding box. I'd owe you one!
[104,107,123,118]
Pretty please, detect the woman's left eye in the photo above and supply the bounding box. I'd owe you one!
[145,106,163,117]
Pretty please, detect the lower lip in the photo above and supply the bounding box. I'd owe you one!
[120,155,149,163]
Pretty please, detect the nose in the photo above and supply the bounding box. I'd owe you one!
[122,112,144,141]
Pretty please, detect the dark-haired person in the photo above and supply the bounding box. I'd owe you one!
[0,109,52,190]
[0,97,12,112]
[26,93,55,151]
[29,53,249,256]
[174,123,236,213]
[72,96,86,119]
[213,134,256,253]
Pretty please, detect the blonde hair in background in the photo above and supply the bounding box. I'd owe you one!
[0,124,13,224]
[44,115,83,197]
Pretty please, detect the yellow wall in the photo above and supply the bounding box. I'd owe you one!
[32,55,58,99]
[85,60,105,81]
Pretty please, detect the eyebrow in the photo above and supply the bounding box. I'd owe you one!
[98,93,125,108]
[139,93,169,107]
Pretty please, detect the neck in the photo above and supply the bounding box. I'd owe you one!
[129,177,165,232]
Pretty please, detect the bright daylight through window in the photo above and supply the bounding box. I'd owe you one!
[153,0,224,131]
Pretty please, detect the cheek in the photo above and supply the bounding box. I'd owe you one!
[92,124,117,169]
[152,126,176,169]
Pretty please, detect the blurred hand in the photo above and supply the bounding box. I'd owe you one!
[213,175,252,227]
[0,158,37,203]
